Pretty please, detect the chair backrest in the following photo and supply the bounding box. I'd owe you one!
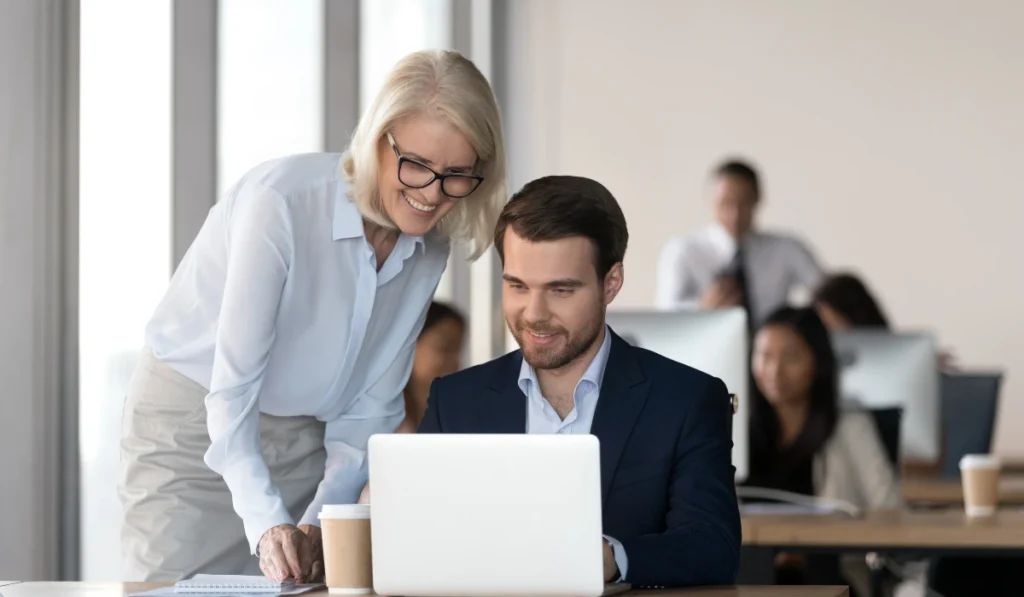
[940,371,1003,478]
[868,407,903,470]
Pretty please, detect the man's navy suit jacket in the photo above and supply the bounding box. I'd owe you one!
[418,329,741,588]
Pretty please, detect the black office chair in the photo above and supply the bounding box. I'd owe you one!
[940,371,1003,478]
[867,407,903,470]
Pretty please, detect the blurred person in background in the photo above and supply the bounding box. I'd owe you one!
[656,159,823,329]
[397,301,466,432]
[813,272,956,369]
[744,306,899,595]
[813,273,891,331]
[815,274,1016,597]
[119,50,507,583]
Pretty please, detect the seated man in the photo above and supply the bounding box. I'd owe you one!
[419,175,741,588]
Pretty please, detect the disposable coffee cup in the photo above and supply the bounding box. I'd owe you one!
[319,504,372,594]
[959,454,1001,517]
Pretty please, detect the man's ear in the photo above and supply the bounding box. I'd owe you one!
[603,262,624,306]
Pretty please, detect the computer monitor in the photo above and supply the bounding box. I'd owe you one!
[831,330,940,461]
[605,307,749,481]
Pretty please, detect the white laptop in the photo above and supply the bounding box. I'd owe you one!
[368,434,621,597]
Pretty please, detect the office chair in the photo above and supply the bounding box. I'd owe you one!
[867,407,903,470]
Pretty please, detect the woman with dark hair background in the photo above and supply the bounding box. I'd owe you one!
[744,306,899,593]
[396,301,466,432]
[813,273,891,331]
[747,306,898,507]
[813,272,956,370]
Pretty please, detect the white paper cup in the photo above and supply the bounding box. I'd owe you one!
[959,454,1001,517]
[319,504,372,594]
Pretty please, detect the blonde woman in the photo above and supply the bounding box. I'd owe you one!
[118,50,507,583]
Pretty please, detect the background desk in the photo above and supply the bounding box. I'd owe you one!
[743,508,1024,553]
[741,509,1024,597]
[0,583,850,597]
[901,475,1024,505]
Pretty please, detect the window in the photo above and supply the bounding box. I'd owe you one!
[359,0,453,112]
[79,0,173,580]
[218,0,325,197]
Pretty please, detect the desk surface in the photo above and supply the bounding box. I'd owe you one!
[743,508,1024,549]
[0,583,849,597]
[902,475,1024,504]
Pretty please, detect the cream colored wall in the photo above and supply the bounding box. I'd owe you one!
[500,0,1024,455]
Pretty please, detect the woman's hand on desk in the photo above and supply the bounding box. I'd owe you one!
[258,523,314,583]
[298,524,325,582]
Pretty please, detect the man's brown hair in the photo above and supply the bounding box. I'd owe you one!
[493,175,628,278]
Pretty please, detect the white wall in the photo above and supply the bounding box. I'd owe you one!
[501,0,1024,455]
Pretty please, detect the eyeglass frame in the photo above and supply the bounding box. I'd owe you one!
[386,132,484,199]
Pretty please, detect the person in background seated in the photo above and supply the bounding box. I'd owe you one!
[812,273,890,331]
[815,274,1015,597]
[420,175,741,588]
[744,306,899,594]
[656,159,823,328]
[813,272,956,369]
[397,301,466,432]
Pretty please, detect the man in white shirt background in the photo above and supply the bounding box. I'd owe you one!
[655,159,824,328]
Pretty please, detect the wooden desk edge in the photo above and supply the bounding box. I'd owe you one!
[2,582,849,597]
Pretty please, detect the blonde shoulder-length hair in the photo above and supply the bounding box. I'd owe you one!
[343,49,507,260]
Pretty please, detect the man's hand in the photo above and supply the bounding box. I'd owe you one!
[298,524,324,583]
[602,539,618,582]
[700,276,742,309]
[258,524,313,583]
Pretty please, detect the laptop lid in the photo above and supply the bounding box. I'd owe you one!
[367,434,605,597]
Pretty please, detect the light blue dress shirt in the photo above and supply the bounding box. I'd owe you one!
[517,327,629,581]
[145,153,449,552]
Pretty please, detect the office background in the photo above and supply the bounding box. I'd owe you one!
[1,0,1021,585]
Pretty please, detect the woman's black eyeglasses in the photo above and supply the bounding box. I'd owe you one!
[387,132,483,199]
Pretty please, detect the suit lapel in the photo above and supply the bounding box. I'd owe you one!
[479,351,528,433]
[590,331,651,502]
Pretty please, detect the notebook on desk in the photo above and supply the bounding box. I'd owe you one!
[128,575,323,597]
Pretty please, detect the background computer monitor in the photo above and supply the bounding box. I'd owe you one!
[605,307,749,481]
[831,330,940,462]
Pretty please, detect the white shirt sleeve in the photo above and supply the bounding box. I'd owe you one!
[788,236,824,290]
[784,236,825,306]
[202,185,296,553]
[604,535,629,582]
[297,334,417,526]
[655,237,701,310]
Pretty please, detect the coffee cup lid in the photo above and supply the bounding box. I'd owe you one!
[959,454,1001,469]
[318,504,370,519]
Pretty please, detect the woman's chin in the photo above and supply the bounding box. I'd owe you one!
[393,212,442,237]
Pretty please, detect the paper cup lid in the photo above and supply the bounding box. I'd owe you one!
[318,504,371,519]
[959,454,1001,469]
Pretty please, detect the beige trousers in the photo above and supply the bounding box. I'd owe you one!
[118,348,326,581]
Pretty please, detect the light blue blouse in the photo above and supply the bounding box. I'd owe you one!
[145,153,449,552]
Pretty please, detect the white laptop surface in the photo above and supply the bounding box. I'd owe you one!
[368,434,607,597]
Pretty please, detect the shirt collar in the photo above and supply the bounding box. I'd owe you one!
[333,186,365,240]
[333,185,426,253]
[517,325,613,397]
